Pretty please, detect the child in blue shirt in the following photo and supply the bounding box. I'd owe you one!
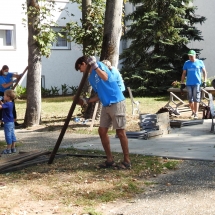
[0,89,17,154]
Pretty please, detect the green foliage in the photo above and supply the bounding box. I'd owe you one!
[69,86,79,96]
[41,87,52,97]
[22,0,60,58]
[15,85,27,98]
[41,85,79,97]
[61,84,69,95]
[120,0,206,95]
[64,1,106,56]
[22,0,106,57]
[50,86,60,95]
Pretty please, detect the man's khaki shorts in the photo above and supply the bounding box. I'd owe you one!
[100,100,126,129]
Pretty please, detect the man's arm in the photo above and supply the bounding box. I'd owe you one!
[181,70,186,83]
[202,68,207,82]
[88,94,99,103]
[94,67,108,81]
[87,56,108,81]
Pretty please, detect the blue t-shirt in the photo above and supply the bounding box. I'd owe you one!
[183,59,205,85]
[111,67,125,92]
[2,101,14,122]
[0,73,13,92]
[88,62,125,107]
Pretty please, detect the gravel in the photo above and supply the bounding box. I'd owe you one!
[99,160,215,215]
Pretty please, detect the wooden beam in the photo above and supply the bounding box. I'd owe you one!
[48,66,90,164]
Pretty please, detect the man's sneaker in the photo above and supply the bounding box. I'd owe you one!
[1,149,11,154]
[11,148,16,153]
[194,114,198,120]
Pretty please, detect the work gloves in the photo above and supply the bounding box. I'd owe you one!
[87,56,98,70]
[201,82,206,88]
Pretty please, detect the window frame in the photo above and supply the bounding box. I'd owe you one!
[0,24,16,51]
[51,26,71,50]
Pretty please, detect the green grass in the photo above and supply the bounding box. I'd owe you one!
[1,147,179,207]
[14,95,172,134]
[1,95,181,214]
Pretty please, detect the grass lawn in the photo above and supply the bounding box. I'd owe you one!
[15,95,170,133]
[0,95,182,215]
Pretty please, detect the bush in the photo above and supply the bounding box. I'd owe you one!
[15,85,27,98]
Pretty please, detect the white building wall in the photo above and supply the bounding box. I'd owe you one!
[41,1,83,91]
[0,0,83,92]
[189,0,215,78]
[0,0,28,78]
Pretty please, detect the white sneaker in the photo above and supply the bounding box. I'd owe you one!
[194,114,198,120]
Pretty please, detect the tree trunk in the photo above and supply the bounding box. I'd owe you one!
[24,0,41,127]
[81,0,93,117]
[84,0,123,120]
[100,0,123,67]
[82,0,92,55]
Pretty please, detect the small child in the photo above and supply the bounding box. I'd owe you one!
[0,89,17,154]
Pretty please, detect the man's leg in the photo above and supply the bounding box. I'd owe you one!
[187,86,195,116]
[116,129,130,164]
[194,102,199,114]
[98,127,113,163]
[193,85,201,117]
[189,102,194,113]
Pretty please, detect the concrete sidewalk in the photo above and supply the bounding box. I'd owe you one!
[74,119,215,161]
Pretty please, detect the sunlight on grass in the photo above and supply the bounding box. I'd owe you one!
[15,95,171,133]
[0,148,180,211]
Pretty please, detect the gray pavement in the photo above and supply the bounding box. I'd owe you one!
[74,119,215,161]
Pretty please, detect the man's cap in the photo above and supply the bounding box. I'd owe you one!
[188,50,196,56]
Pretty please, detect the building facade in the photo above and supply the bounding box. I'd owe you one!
[0,0,214,93]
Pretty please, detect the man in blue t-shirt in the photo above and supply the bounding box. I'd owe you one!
[181,50,207,119]
[75,56,131,170]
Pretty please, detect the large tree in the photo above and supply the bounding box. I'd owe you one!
[24,0,60,126]
[25,0,42,126]
[100,0,124,67]
[120,0,206,95]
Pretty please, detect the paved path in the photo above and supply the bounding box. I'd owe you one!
[74,119,215,161]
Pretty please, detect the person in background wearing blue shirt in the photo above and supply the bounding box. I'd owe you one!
[0,65,23,127]
[181,50,207,119]
[102,60,125,92]
[0,89,17,154]
[75,56,131,170]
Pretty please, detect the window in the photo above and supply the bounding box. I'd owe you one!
[0,24,16,50]
[41,75,45,88]
[51,27,70,50]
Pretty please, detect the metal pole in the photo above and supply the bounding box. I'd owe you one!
[48,68,89,164]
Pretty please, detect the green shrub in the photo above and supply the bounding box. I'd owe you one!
[15,85,27,98]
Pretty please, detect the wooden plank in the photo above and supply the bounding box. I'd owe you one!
[0,151,50,171]
[0,151,40,164]
[12,66,28,90]
[65,153,106,158]
[0,157,49,173]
